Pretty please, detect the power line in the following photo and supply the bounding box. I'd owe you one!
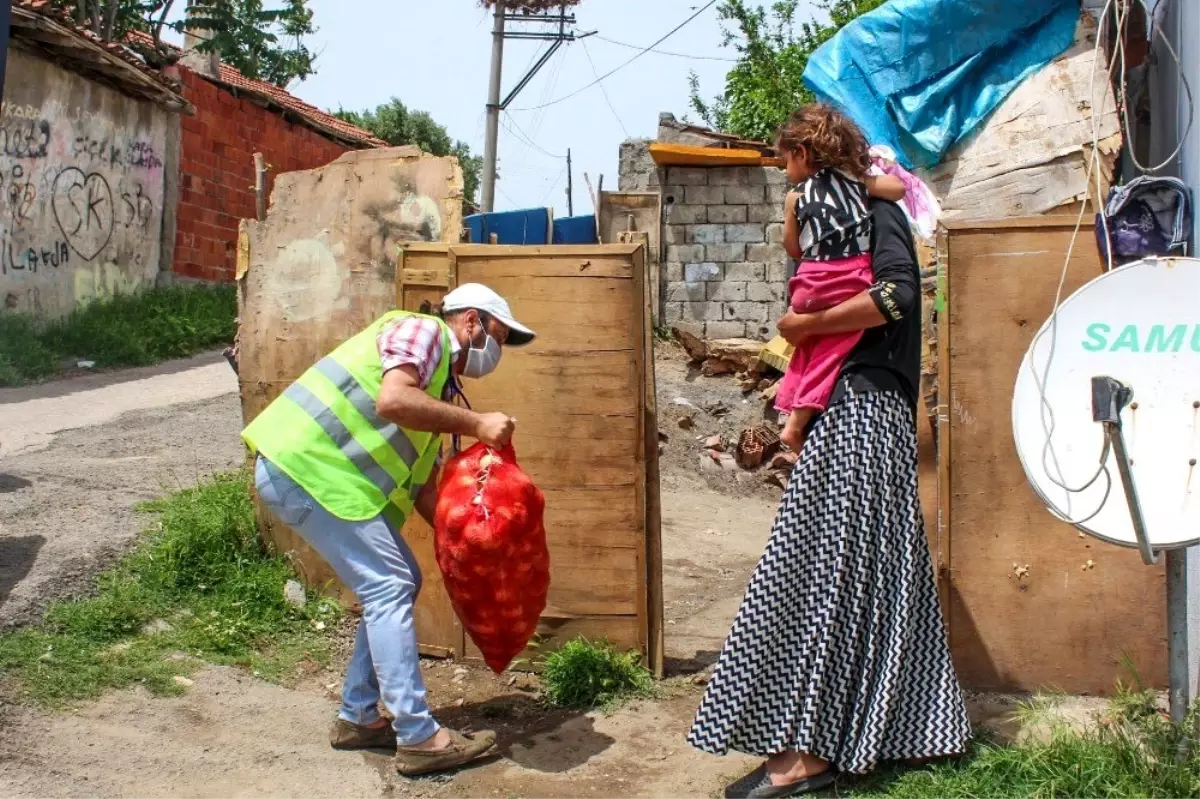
[593,33,737,62]
[527,46,566,142]
[582,38,630,139]
[539,164,568,206]
[503,108,566,161]
[512,0,720,112]
[496,183,522,210]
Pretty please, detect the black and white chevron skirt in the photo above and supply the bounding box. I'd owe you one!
[687,390,971,774]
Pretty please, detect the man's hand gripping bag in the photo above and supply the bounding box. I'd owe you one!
[433,442,550,673]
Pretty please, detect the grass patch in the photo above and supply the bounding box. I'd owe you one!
[0,471,340,707]
[848,693,1199,798]
[541,637,655,710]
[0,284,235,387]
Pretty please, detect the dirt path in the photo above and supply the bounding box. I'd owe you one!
[0,350,788,798]
[0,349,1105,798]
[0,354,243,629]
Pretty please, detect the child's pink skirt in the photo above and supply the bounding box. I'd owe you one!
[774,253,875,414]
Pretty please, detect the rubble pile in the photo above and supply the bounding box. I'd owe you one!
[665,329,797,490]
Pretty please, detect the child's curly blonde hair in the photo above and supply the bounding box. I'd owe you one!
[774,104,872,179]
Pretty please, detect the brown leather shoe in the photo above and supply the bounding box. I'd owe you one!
[394,728,498,776]
[329,718,397,750]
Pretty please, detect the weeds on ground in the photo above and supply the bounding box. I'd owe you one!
[0,471,340,707]
[0,284,236,386]
[848,687,1200,798]
[541,637,655,711]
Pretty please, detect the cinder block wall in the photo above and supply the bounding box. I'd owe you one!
[618,140,792,340]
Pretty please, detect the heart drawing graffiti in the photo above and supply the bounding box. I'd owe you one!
[52,167,114,261]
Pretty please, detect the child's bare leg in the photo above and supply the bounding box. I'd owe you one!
[780,408,815,453]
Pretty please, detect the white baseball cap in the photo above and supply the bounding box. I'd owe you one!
[441,283,536,347]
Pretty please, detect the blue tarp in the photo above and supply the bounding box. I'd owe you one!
[552,215,598,245]
[802,0,1081,169]
[465,208,553,245]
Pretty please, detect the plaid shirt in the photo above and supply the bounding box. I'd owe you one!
[377,316,460,390]
[377,316,462,471]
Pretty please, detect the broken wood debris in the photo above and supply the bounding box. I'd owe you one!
[672,327,707,361]
[702,339,767,377]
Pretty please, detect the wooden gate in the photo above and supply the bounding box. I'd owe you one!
[397,243,663,672]
[937,216,1166,693]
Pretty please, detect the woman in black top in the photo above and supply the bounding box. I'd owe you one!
[688,201,971,797]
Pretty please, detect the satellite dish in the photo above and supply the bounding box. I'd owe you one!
[1013,256,1200,557]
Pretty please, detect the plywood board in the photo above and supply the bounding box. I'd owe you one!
[641,257,666,678]
[394,249,464,658]
[941,216,1167,694]
[649,142,782,169]
[924,15,1121,220]
[237,150,463,630]
[395,243,662,672]
[599,192,662,323]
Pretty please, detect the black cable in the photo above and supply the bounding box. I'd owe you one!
[512,0,720,112]
[592,33,737,62]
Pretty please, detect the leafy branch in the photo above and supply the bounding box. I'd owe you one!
[49,0,317,87]
[334,99,484,212]
[689,0,888,142]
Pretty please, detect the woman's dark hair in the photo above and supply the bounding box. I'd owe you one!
[774,104,872,179]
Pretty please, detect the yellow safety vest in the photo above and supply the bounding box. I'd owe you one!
[242,311,453,521]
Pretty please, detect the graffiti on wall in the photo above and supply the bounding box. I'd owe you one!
[73,261,145,306]
[0,64,169,318]
[363,174,444,248]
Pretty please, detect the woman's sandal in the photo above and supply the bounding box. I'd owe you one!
[724,764,837,798]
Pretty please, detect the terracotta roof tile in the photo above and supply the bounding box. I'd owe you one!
[124,30,384,148]
[12,0,188,107]
[210,62,386,147]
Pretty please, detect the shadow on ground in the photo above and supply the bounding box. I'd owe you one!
[0,474,33,493]
[0,534,45,612]
[665,651,722,677]
[435,694,614,774]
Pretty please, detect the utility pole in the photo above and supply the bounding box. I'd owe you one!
[479,4,590,213]
[565,148,574,217]
[481,1,506,214]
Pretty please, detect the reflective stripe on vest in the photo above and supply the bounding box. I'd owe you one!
[282,382,404,500]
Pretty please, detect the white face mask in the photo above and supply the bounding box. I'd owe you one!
[462,320,502,379]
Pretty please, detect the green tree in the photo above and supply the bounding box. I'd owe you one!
[185,0,316,87]
[336,100,484,211]
[51,1,317,87]
[689,0,889,142]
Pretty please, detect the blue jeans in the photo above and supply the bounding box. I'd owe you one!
[254,455,438,745]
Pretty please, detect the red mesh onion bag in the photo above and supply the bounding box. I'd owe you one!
[433,441,550,673]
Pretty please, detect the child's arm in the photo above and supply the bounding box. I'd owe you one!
[782,190,803,260]
[864,173,906,202]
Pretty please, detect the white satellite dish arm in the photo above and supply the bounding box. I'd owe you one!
[1090,376,1158,566]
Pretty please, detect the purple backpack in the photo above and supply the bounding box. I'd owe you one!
[1096,176,1191,267]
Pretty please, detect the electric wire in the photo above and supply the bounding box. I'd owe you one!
[503,114,565,160]
[581,37,630,139]
[591,33,738,62]
[511,0,720,112]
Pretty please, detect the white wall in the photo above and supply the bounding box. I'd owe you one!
[1,46,173,318]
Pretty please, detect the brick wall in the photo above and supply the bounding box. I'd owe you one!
[620,140,792,340]
[173,69,354,282]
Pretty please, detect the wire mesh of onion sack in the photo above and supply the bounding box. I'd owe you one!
[479,0,581,12]
[434,442,550,674]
